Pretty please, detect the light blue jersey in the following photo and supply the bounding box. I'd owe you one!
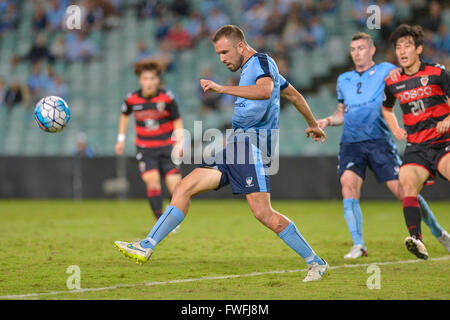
[337,62,396,143]
[233,53,289,131]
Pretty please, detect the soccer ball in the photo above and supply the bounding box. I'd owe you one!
[34,96,71,133]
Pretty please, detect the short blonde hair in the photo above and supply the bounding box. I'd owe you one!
[351,32,374,47]
[212,25,247,44]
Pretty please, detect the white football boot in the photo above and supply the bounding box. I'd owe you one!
[344,244,368,259]
[404,236,428,260]
[114,240,153,264]
[302,259,330,282]
[437,230,450,253]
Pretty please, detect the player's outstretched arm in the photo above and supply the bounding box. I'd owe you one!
[200,77,273,100]
[115,113,130,155]
[317,103,345,129]
[382,106,407,141]
[281,84,326,143]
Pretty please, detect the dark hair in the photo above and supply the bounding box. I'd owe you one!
[212,25,247,44]
[351,32,374,47]
[390,24,424,48]
[134,59,162,77]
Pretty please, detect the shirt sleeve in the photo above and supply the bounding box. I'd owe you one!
[167,91,180,120]
[254,54,273,81]
[336,77,344,104]
[121,94,133,115]
[383,85,396,109]
[280,75,290,90]
[439,66,450,97]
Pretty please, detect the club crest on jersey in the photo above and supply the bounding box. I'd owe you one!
[369,68,376,76]
[156,102,166,113]
[420,76,429,86]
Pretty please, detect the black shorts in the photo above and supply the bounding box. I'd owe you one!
[401,141,450,184]
[136,145,181,177]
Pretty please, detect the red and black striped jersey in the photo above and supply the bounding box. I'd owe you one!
[121,88,181,149]
[383,61,450,145]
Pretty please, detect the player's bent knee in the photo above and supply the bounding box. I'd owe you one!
[341,184,360,199]
[251,207,273,225]
[399,180,419,197]
[172,180,188,198]
[143,178,161,191]
[387,180,403,200]
[172,179,196,200]
[145,181,161,191]
[437,154,450,180]
[340,178,361,199]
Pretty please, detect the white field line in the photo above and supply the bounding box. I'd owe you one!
[0,256,449,299]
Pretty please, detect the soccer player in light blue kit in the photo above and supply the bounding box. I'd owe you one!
[115,25,330,282]
[318,32,449,259]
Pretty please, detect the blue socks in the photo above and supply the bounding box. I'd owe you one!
[342,196,442,244]
[278,222,324,265]
[140,207,325,266]
[417,194,443,238]
[343,199,365,249]
[140,205,185,249]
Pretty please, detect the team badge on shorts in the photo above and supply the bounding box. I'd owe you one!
[246,176,254,187]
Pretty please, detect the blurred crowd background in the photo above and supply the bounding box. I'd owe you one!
[0,0,449,157]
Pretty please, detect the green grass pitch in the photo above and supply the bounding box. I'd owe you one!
[0,199,449,300]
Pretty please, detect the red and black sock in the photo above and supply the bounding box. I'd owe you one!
[147,189,163,220]
[403,197,422,240]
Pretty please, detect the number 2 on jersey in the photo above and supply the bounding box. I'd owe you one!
[356,82,362,94]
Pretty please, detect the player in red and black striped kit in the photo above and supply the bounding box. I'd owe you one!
[115,60,184,223]
[382,24,450,259]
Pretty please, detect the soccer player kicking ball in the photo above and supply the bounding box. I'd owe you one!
[115,60,184,226]
[115,25,330,282]
[318,32,449,259]
[382,24,450,260]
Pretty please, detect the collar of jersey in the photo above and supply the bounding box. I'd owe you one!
[241,52,259,70]
[401,60,426,76]
[137,89,159,99]
[354,63,376,77]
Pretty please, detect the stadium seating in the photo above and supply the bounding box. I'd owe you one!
[3,0,447,157]
[0,1,356,156]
